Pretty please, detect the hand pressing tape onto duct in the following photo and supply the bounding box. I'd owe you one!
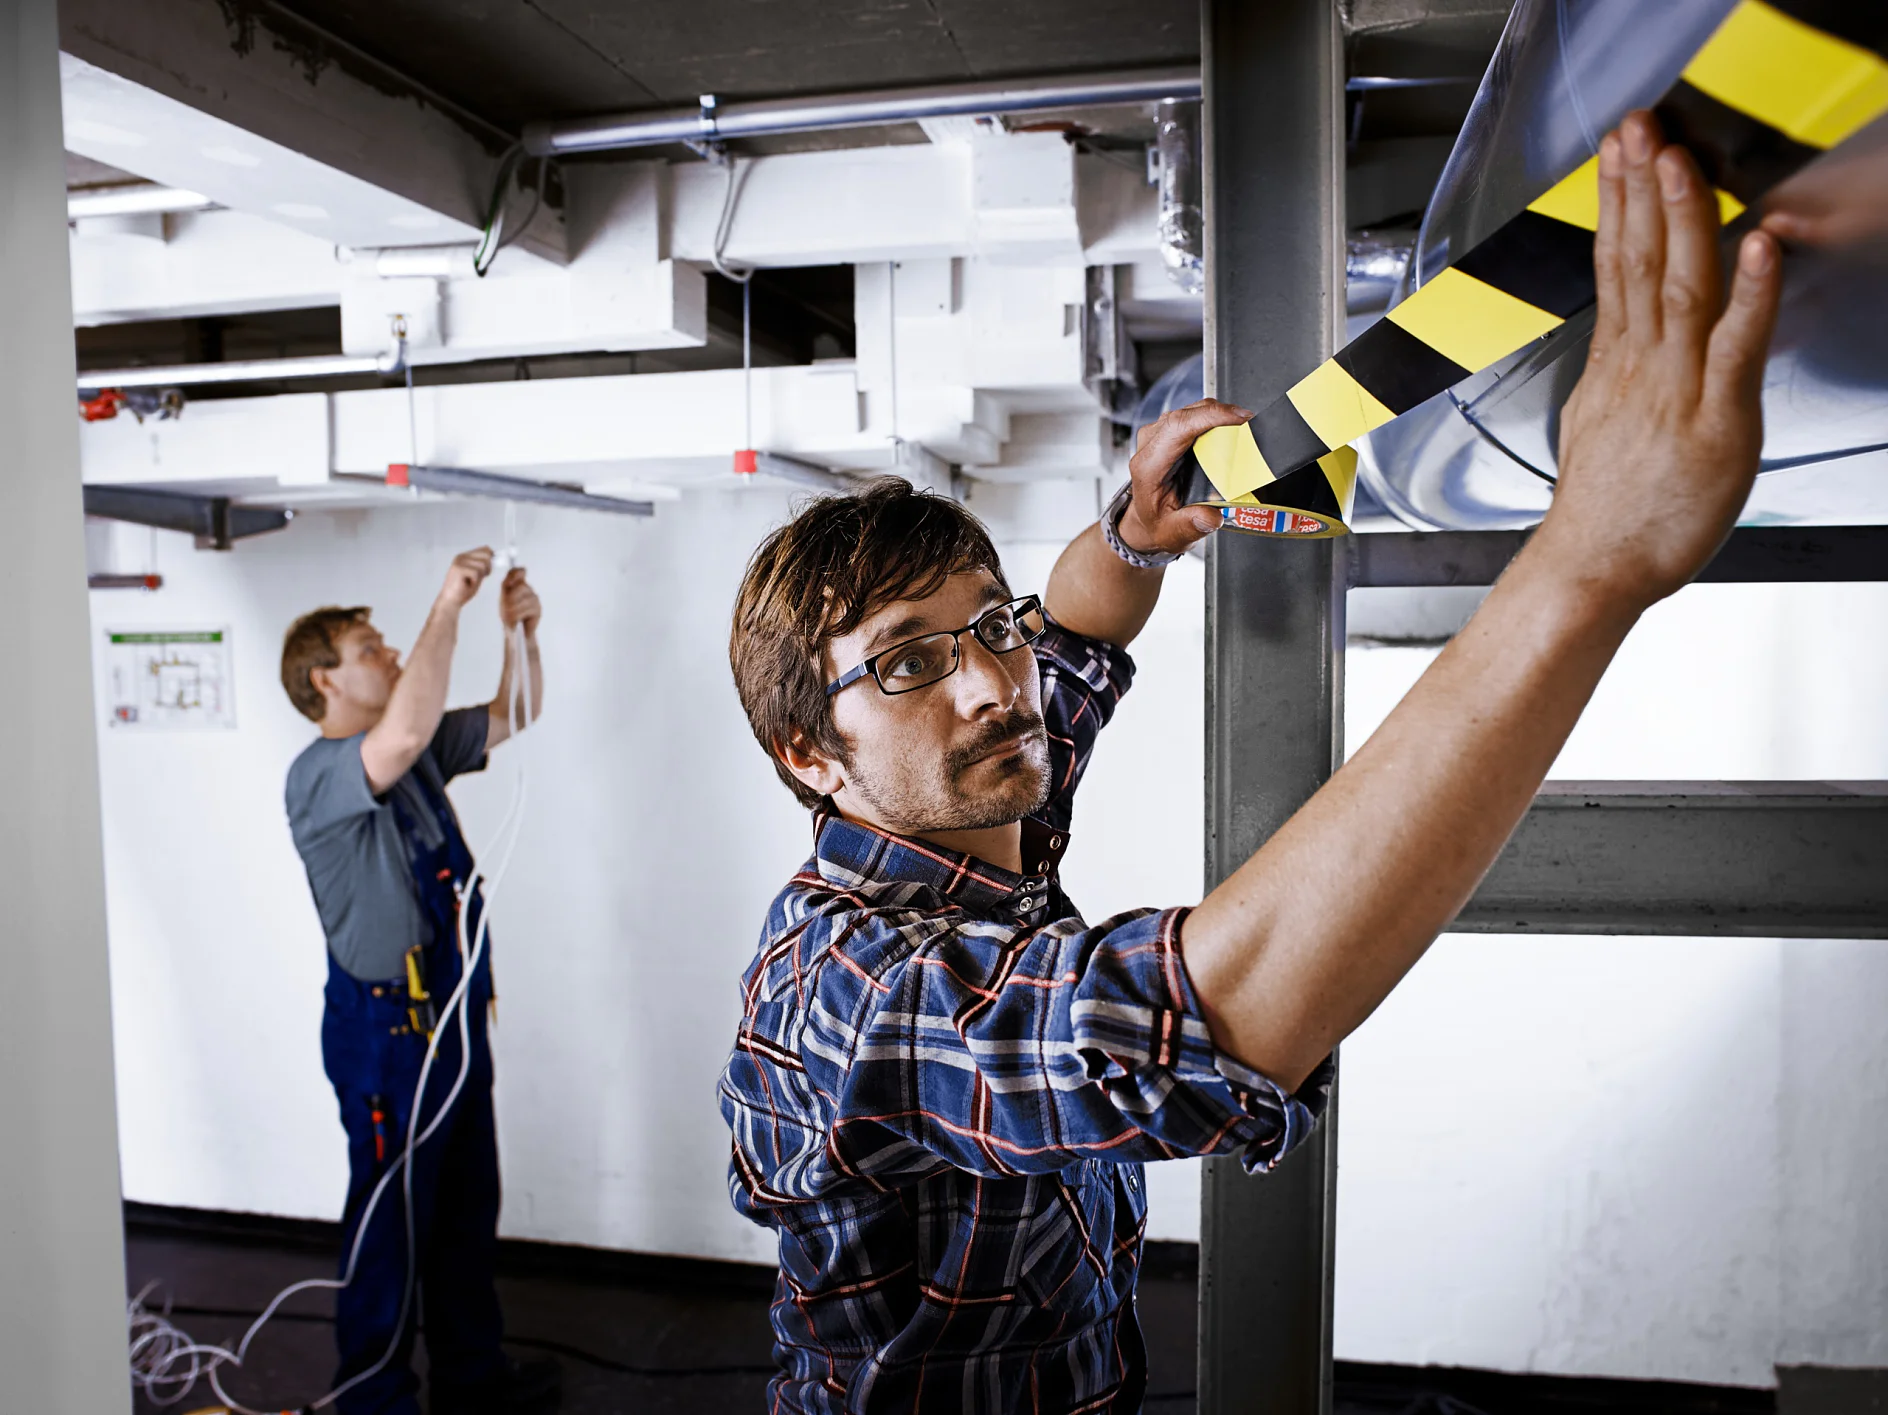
[1173,0,1888,538]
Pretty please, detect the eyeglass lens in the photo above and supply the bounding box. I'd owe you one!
[874,599,1046,694]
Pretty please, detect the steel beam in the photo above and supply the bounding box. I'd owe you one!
[1458,781,1888,937]
[1198,3,1344,1414]
[388,464,656,517]
[1349,524,1888,588]
[82,485,294,549]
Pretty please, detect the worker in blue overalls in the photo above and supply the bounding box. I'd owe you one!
[281,547,558,1415]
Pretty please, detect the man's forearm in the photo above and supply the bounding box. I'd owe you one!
[1043,523,1166,648]
[1181,540,1639,1090]
[362,600,460,789]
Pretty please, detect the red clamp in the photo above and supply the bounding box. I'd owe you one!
[79,388,128,422]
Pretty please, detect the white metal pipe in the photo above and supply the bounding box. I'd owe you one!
[77,352,399,390]
[523,66,1202,157]
[66,184,216,219]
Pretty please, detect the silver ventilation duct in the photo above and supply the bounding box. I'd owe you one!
[1359,0,1888,532]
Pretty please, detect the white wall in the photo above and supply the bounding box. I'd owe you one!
[1332,583,1888,1388]
[96,508,1888,1386]
[94,492,1207,1270]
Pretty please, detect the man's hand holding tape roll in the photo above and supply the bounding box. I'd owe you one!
[1173,110,1781,1092]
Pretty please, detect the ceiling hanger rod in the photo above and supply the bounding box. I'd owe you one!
[522,65,1202,158]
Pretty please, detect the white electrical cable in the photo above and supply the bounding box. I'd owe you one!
[134,535,536,1413]
[710,154,755,284]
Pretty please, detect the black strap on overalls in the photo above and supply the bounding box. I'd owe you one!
[387,762,491,1024]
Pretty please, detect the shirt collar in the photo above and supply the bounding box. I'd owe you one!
[812,809,1071,916]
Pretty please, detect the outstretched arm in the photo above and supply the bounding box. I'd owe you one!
[1180,113,1783,1091]
[486,567,544,749]
[1042,402,1247,648]
[361,548,492,794]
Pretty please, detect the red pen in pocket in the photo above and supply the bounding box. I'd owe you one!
[369,1095,388,1164]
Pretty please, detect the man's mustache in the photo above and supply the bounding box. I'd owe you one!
[945,710,1047,776]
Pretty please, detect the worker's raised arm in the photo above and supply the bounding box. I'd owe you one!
[1180,113,1784,1091]
[360,548,493,794]
[486,567,544,749]
[1042,401,1242,647]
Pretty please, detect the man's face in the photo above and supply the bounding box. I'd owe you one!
[819,569,1051,835]
[320,622,401,720]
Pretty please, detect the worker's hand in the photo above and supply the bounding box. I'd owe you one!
[437,547,495,611]
[498,567,542,634]
[1120,398,1253,555]
[1536,111,1782,613]
[1761,132,1888,250]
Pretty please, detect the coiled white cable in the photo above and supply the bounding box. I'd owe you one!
[134,524,535,1413]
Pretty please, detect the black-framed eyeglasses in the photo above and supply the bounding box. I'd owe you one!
[826,595,1047,698]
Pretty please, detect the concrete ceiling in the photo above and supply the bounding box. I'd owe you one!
[230,0,1508,135]
[254,0,1199,131]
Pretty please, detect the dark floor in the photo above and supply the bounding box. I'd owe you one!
[124,1209,1775,1415]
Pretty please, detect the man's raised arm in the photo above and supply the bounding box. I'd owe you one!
[360,548,492,793]
[1178,113,1783,1091]
[1042,403,1246,647]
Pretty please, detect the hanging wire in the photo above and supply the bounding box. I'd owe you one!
[887,261,901,456]
[743,278,753,454]
[401,332,419,471]
[472,147,553,277]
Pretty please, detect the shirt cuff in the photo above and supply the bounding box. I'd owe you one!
[1068,906,1332,1174]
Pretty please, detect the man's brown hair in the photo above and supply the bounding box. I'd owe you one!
[281,606,371,722]
[730,478,1008,809]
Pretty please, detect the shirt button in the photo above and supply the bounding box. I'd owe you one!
[1050,836,1063,850]
[1037,862,1051,874]
[1018,896,1035,911]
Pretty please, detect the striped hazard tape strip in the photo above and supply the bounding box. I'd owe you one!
[1173,0,1888,539]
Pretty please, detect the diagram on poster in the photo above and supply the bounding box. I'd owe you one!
[104,628,235,729]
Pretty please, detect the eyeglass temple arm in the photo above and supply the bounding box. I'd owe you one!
[826,662,873,696]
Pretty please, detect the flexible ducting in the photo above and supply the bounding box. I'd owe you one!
[1359,0,1888,531]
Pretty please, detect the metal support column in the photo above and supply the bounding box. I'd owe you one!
[1198,2,1346,1413]
[0,2,134,1408]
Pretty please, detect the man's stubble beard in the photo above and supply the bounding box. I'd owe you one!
[844,709,1053,834]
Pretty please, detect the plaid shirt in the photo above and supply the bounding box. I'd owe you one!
[721,623,1331,1414]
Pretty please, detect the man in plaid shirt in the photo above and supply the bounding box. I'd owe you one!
[722,112,1783,1413]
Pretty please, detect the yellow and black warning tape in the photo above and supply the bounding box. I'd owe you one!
[1171,0,1888,538]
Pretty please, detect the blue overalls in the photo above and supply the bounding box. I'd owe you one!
[320,761,506,1414]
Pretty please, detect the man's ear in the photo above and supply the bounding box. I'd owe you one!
[308,664,340,706]
[779,730,846,801]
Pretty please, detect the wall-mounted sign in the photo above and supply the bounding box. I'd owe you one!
[104,627,235,730]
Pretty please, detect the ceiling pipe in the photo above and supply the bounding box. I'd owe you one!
[522,66,1202,157]
[77,352,402,391]
[67,185,216,220]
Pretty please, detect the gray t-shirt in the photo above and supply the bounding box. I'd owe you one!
[286,707,490,981]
